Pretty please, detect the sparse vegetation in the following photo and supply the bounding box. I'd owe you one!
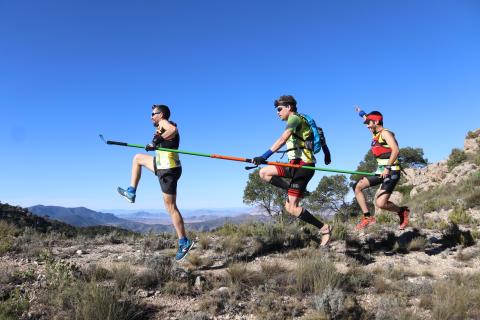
[407,236,427,252]
[432,273,480,320]
[295,253,343,295]
[449,205,477,225]
[408,170,480,214]
[0,221,17,255]
[447,148,467,171]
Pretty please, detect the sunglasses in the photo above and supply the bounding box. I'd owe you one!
[276,106,287,112]
[151,112,161,117]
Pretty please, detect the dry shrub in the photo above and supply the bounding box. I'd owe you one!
[373,276,390,294]
[226,263,263,289]
[221,235,244,256]
[112,264,135,292]
[295,254,342,295]
[456,248,478,262]
[407,236,427,252]
[134,269,158,290]
[84,264,113,281]
[249,291,302,320]
[260,261,285,278]
[432,273,480,320]
[73,282,147,320]
[163,281,192,296]
[418,294,433,310]
[144,255,174,285]
[382,264,416,281]
[186,253,204,268]
[198,290,229,315]
[198,234,211,250]
[142,232,174,252]
[432,281,470,319]
[448,206,476,225]
[375,294,420,320]
[421,270,434,278]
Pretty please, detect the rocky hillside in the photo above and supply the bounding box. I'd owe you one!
[403,128,480,197]
[1,130,479,320]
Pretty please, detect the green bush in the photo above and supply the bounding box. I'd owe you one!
[0,288,29,320]
[447,148,467,171]
[332,222,348,241]
[0,221,17,255]
[466,130,480,139]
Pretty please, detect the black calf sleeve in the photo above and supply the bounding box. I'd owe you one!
[298,208,324,229]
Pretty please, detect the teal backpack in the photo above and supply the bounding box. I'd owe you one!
[295,113,325,154]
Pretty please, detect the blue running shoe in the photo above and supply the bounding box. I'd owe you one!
[117,187,136,203]
[175,239,194,261]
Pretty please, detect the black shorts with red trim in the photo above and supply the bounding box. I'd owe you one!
[365,170,400,194]
[275,159,315,198]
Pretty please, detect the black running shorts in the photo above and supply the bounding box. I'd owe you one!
[365,170,400,194]
[155,167,182,195]
[275,160,315,198]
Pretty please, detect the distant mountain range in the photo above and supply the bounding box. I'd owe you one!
[109,207,259,224]
[28,205,269,233]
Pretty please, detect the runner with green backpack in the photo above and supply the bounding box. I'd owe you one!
[252,95,333,246]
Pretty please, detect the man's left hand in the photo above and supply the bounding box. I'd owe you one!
[252,156,267,165]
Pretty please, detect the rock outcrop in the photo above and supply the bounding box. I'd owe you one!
[402,129,479,198]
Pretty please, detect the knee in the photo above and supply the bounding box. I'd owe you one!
[284,202,296,215]
[133,154,143,164]
[353,179,366,194]
[376,199,387,209]
[163,199,176,212]
[258,168,269,181]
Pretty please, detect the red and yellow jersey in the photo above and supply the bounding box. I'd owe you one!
[371,129,400,172]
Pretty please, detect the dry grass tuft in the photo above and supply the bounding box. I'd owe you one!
[295,254,342,295]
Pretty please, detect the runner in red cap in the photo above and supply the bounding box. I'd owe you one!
[352,106,410,231]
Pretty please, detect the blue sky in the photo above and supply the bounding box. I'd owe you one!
[1,0,479,211]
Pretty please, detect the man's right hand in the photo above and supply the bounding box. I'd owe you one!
[252,156,267,165]
[145,144,156,152]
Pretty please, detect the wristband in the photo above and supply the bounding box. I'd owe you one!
[261,149,274,159]
[385,165,392,170]
[359,110,367,117]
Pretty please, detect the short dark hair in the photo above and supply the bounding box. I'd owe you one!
[274,95,297,112]
[152,104,171,120]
